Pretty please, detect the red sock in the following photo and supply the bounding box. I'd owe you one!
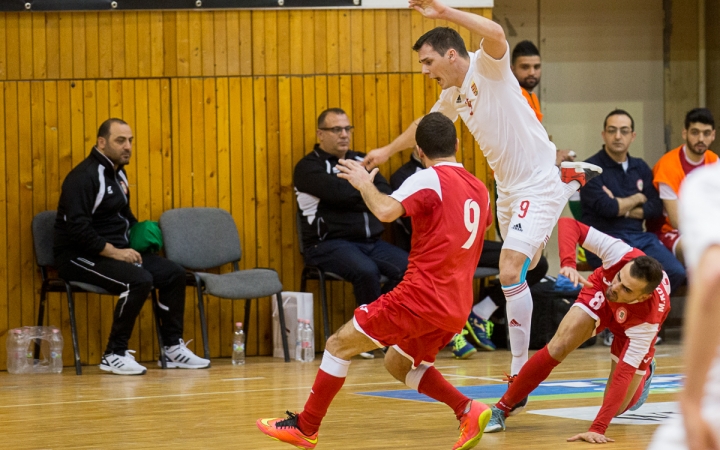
[623,367,650,414]
[418,366,471,418]
[298,369,346,435]
[496,346,559,414]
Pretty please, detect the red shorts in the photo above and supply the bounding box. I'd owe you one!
[353,296,455,368]
[654,229,681,255]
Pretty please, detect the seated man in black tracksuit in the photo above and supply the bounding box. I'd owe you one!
[390,151,549,357]
[54,118,209,375]
[295,108,409,357]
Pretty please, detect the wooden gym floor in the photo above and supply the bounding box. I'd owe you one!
[0,341,683,449]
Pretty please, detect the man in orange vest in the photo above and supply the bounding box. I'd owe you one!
[651,108,717,265]
[511,40,574,166]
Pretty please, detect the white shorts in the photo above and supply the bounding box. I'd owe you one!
[497,175,571,259]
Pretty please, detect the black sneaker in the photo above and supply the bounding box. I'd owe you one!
[505,374,528,416]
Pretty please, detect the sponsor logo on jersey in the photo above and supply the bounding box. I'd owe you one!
[456,95,462,103]
[359,305,369,313]
[107,186,113,194]
[636,179,644,191]
[471,81,478,96]
[643,356,652,364]
[616,306,628,324]
[509,319,522,327]
[120,180,128,195]
[603,276,611,286]
[512,223,523,232]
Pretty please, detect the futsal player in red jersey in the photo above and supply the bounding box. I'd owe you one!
[485,218,670,443]
[257,113,492,450]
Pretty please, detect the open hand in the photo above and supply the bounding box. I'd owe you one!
[559,266,592,288]
[567,431,615,444]
[408,0,447,19]
[336,158,378,190]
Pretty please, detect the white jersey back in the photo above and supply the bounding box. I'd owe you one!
[430,43,556,192]
[679,163,720,270]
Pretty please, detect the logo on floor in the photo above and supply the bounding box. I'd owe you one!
[355,374,682,404]
[529,401,679,425]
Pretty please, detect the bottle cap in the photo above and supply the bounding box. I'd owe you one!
[52,328,60,333]
[235,322,242,327]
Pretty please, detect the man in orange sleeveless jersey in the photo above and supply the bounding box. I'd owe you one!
[651,108,717,265]
[511,40,574,166]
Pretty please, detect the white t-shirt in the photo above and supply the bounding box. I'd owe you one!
[679,163,720,270]
[430,42,557,192]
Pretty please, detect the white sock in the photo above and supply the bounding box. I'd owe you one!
[405,363,430,391]
[503,282,533,375]
[565,180,581,196]
[472,296,498,321]
[319,350,351,378]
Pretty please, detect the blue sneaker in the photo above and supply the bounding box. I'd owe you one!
[504,374,528,416]
[484,405,506,433]
[629,358,655,411]
[451,330,477,359]
[465,313,496,351]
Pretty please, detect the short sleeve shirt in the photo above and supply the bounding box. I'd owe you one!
[680,163,720,271]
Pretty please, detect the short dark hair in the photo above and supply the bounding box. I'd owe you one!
[415,112,457,159]
[318,108,347,129]
[629,256,664,295]
[604,109,635,132]
[511,40,540,65]
[413,27,469,59]
[97,118,128,139]
[685,107,715,130]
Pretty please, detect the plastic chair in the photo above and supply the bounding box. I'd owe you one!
[31,210,166,375]
[159,207,290,362]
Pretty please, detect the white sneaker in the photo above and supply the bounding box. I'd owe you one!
[160,339,211,369]
[100,350,147,375]
[359,351,375,359]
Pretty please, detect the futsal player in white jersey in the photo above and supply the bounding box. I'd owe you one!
[648,163,720,450]
[365,0,602,395]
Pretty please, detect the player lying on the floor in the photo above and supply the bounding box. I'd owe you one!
[484,217,671,443]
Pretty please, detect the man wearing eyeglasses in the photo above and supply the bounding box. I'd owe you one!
[579,109,686,294]
[295,108,409,359]
[649,108,717,267]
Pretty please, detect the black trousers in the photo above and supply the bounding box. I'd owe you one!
[56,252,186,355]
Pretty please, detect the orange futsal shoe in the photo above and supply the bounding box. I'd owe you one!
[453,401,492,450]
[257,411,318,449]
[560,161,603,187]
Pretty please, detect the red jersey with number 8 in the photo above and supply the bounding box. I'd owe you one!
[387,162,490,332]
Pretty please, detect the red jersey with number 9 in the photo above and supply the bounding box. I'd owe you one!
[387,162,491,332]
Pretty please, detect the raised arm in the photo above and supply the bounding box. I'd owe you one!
[558,217,633,268]
[408,0,507,59]
[364,117,422,170]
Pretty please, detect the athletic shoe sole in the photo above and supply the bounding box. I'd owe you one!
[99,363,146,376]
[456,406,492,450]
[158,360,211,369]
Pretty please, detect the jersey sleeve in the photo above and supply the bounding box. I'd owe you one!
[430,90,459,123]
[658,183,678,200]
[390,168,442,217]
[589,359,637,435]
[474,42,514,82]
[581,227,633,269]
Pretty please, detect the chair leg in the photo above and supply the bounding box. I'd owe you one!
[244,298,252,343]
[152,290,167,369]
[275,292,291,362]
[34,284,49,360]
[64,284,82,375]
[196,283,211,360]
[318,272,331,343]
[300,270,308,292]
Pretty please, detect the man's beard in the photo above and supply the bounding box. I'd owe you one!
[520,77,539,91]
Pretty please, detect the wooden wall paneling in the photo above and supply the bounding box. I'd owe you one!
[161,12,176,79]
[175,12,190,77]
[213,12,227,77]
[302,77,317,153]
[84,13,99,79]
[18,81,35,339]
[350,10,363,74]
[238,11,252,76]
[29,82,46,343]
[44,82,59,220]
[266,77,282,281]
[239,76,258,354]
[97,13,112,79]
[147,79,165,219]
[4,82,20,335]
[314,75,328,120]
[18,15,32,80]
[375,74,390,178]
[32,14,46,79]
[398,10,413,73]
[276,11,290,75]
[337,10,351,74]
[44,14,59,80]
[277,75,295,292]
[286,12,302,76]
[203,77,221,358]
[386,74,405,176]
[0,83,6,368]
[363,73,378,162]
[110,12,124,78]
[215,77,233,357]
[224,13,239,77]
[386,10,400,74]
[56,13,72,80]
[124,12,139,78]
[227,76,245,343]
[373,10,388,74]
[350,75,365,151]
[159,79,172,213]
[265,11,280,76]
[201,11,215,77]
[149,12,165,78]
[190,78,206,207]
[70,13,86,80]
[0,15,6,79]
[301,11,315,76]
[325,11,339,75]
[5,14,19,80]
[362,10,376,74]
[249,12,265,76]
[136,12,151,78]
[314,10,327,75]
[188,12,203,77]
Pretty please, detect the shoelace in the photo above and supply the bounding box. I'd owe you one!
[485,320,494,338]
[502,373,516,384]
[275,411,300,429]
[452,330,470,350]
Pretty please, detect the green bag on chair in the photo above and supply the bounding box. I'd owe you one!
[129,221,163,253]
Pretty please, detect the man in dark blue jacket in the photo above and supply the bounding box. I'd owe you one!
[55,118,210,375]
[295,108,408,340]
[580,110,686,292]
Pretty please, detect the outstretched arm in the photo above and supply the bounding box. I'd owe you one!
[408,0,506,59]
[364,118,422,170]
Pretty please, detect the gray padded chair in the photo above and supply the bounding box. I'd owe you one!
[159,207,290,362]
[32,210,166,375]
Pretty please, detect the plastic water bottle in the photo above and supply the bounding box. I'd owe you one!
[49,328,64,373]
[302,320,315,363]
[232,322,245,366]
[6,329,28,374]
[295,319,304,362]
